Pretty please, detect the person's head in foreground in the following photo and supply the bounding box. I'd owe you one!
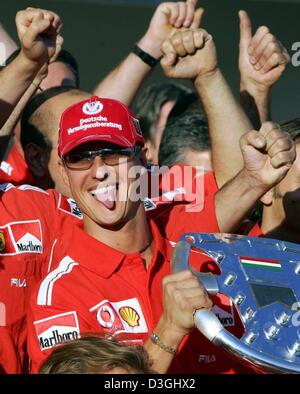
[58,96,146,230]
[39,336,154,374]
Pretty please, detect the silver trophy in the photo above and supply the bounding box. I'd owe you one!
[172,233,300,373]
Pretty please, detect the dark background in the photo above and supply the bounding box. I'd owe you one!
[1,0,299,122]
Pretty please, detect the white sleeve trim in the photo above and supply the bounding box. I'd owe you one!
[37,256,78,306]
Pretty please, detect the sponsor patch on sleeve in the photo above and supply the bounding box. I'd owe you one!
[58,195,83,219]
[0,220,43,255]
[34,311,80,351]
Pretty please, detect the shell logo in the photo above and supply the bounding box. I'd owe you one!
[119,306,140,327]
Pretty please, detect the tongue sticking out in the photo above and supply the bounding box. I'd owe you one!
[92,187,116,210]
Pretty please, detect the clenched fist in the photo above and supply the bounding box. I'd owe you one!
[161,270,212,337]
[240,122,296,190]
[160,28,218,80]
[140,0,205,59]
[16,7,63,67]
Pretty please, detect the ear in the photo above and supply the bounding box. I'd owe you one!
[260,189,274,206]
[143,141,154,163]
[24,143,49,178]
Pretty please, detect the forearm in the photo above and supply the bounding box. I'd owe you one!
[240,81,271,128]
[194,69,253,188]
[0,51,40,127]
[215,168,267,233]
[144,318,184,374]
[93,35,160,106]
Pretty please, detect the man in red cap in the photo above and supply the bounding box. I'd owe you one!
[25,71,295,373]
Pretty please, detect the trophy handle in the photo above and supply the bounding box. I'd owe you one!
[172,239,300,374]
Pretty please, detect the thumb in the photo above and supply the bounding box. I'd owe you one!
[160,52,177,74]
[50,34,64,63]
[191,8,205,29]
[239,10,252,53]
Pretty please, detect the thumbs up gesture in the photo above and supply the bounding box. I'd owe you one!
[239,10,290,94]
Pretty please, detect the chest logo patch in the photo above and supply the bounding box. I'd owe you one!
[90,297,148,336]
[34,311,80,351]
[119,307,140,328]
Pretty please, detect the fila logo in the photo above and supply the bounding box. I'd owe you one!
[0,220,43,255]
[34,311,80,351]
[90,298,148,336]
[11,278,27,287]
[198,354,217,364]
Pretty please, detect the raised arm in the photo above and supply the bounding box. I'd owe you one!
[215,122,295,232]
[93,0,204,105]
[160,28,253,187]
[144,270,212,373]
[0,8,62,128]
[239,10,290,129]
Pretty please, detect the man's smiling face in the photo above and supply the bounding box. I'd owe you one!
[62,141,144,229]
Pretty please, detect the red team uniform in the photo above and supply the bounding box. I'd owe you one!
[0,95,252,374]
[7,184,248,374]
[0,184,81,373]
[0,143,34,186]
[0,159,220,373]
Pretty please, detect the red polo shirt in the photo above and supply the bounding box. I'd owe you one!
[0,327,21,374]
[0,144,34,186]
[27,191,250,374]
[0,184,82,373]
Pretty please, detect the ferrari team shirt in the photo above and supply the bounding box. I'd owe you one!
[0,166,218,373]
[0,144,34,186]
[0,184,82,373]
[26,188,250,374]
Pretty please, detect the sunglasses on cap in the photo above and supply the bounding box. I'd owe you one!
[63,145,142,170]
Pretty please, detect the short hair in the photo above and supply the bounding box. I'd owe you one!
[134,82,193,142]
[2,48,80,87]
[158,112,210,167]
[167,91,201,120]
[280,118,300,142]
[20,86,81,150]
[39,336,155,374]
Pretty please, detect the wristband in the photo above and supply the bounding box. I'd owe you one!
[150,332,177,355]
[132,44,159,68]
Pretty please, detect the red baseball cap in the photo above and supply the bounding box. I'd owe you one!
[58,96,144,157]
